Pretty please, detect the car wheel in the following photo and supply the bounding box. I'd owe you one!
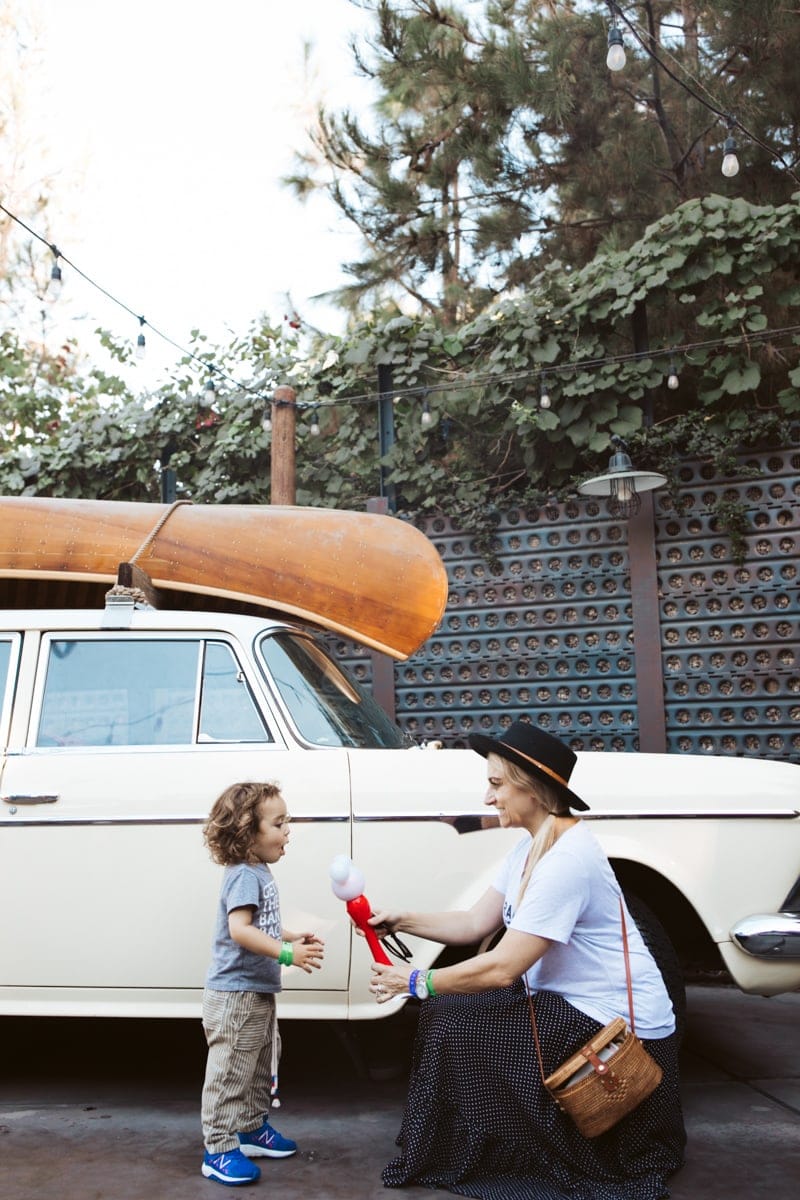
[624,892,687,1044]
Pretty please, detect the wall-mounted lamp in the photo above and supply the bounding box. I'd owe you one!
[577,435,666,518]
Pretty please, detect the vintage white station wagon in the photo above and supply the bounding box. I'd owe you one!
[1,598,798,1026]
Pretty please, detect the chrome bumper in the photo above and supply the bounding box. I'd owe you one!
[730,913,800,959]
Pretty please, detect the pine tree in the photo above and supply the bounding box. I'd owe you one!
[287,1,800,320]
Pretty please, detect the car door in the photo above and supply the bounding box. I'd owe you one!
[0,627,351,1011]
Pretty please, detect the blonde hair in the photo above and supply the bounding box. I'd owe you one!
[488,754,576,907]
[203,781,283,866]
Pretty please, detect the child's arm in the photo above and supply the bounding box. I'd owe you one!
[228,908,324,973]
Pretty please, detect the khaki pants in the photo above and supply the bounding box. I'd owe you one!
[201,988,278,1154]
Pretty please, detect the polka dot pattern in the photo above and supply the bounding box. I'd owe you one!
[382,984,685,1199]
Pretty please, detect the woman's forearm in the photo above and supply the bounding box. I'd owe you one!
[395,909,491,946]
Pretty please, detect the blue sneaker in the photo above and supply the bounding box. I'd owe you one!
[202,1148,261,1186]
[238,1120,297,1158]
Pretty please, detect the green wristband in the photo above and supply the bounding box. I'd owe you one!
[278,940,293,967]
[426,969,437,997]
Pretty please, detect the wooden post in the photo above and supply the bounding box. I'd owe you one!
[628,492,667,753]
[628,298,666,751]
[377,365,397,513]
[366,496,397,722]
[270,385,297,505]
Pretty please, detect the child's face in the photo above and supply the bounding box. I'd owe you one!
[250,793,290,865]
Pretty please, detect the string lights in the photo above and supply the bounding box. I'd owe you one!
[602,6,799,185]
[0,200,796,434]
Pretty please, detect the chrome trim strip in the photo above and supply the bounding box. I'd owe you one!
[0,814,348,828]
[353,810,799,825]
[730,913,800,960]
[3,809,796,830]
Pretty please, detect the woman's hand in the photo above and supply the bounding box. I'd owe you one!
[365,909,403,937]
[370,961,412,1003]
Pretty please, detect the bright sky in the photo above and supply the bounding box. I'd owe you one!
[12,0,375,384]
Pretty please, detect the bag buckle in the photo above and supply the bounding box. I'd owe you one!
[581,1048,621,1093]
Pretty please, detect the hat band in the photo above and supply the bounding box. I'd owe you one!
[496,741,570,790]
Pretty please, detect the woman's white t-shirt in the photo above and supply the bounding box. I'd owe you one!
[492,821,675,1038]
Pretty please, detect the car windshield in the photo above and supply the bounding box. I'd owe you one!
[258,632,409,748]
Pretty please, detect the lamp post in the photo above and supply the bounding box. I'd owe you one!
[577,436,666,518]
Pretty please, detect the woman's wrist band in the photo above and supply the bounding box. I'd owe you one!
[278,940,293,966]
[408,968,436,999]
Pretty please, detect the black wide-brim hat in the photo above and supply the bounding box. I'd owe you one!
[468,721,589,811]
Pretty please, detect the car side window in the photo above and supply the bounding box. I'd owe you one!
[36,637,272,748]
[0,639,11,698]
[0,638,14,736]
[37,639,199,746]
[198,641,272,743]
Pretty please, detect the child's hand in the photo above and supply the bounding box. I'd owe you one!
[290,933,324,973]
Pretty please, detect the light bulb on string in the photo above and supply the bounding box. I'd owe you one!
[421,397,432,427]
[606,24,626,71]
[309,407,320,436]
[721,135,740,178]
[721,117,740,178]
[262,410,272,433]
[605,5,626,71]
[203,376,217,407]
[49,249,63,300]
[539,375,552,410]
[136,317,146,360]
[666,359,679,390]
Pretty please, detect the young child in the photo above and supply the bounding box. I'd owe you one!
[200,781,324,1187]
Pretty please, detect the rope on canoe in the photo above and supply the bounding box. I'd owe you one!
[130,498,192,564]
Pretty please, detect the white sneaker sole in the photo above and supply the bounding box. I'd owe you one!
[202,1162,260,1183]
[239,1142,297,1159]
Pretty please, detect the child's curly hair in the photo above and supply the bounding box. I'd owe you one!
[203,781,283,866]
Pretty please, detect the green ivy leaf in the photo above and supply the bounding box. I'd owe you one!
[721,362,761,393]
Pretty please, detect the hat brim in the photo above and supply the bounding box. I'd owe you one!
[468,731,590,812]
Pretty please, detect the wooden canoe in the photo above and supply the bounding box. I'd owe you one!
[0,497,448,660]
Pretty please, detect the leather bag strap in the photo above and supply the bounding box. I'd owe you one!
[525,894,636,1083]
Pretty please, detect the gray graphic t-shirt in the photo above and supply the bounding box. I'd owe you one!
[205,862,282,992]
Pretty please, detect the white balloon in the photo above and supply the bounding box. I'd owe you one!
[331,864,365,901]
[329,854,352,883]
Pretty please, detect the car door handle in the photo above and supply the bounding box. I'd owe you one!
[2,794,60,805]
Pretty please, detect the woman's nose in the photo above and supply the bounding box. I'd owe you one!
[483,788,496,807]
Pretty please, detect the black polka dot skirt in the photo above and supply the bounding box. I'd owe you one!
[382,982,686,1200]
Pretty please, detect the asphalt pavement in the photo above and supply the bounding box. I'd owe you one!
[2,985,799,1200]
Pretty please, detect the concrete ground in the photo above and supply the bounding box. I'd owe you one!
[2,985,799,1200]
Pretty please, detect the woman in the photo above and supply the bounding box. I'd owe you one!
[368,722,686,1200]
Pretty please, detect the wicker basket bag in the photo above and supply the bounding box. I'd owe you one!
[526,898,663,1139]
